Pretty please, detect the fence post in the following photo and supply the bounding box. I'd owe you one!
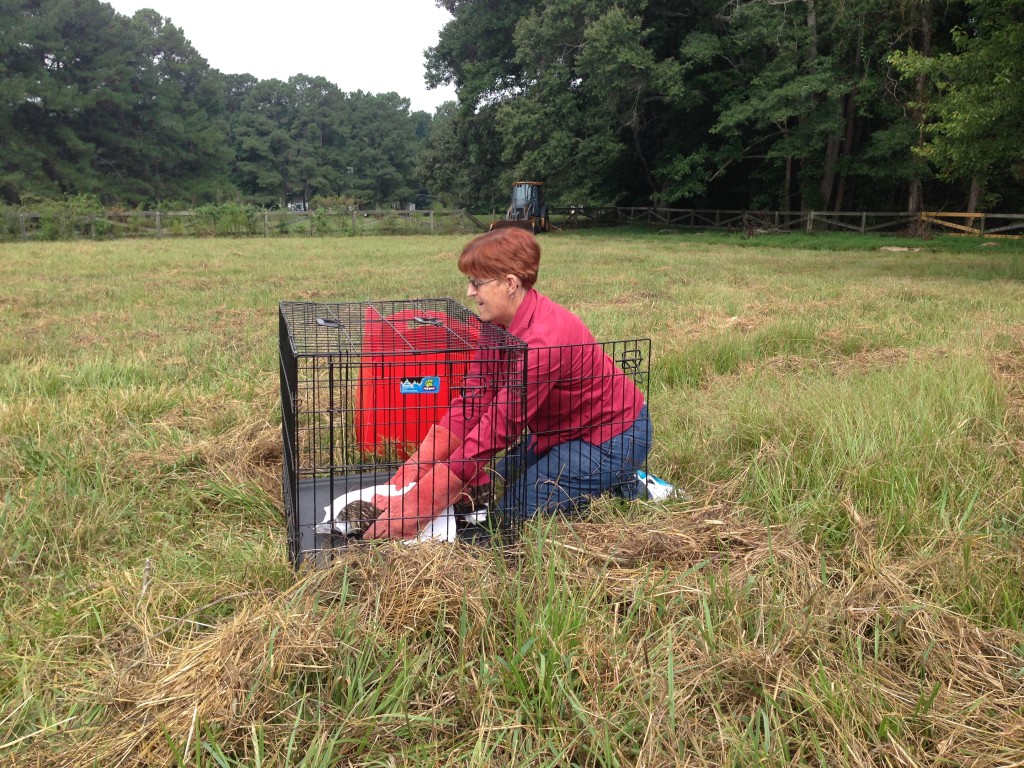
[430,210,434,232]
[156,212,162,239]
[861,211,867,233]
[351,209,357,234]
[264,211,269,238]
[979,214,986,236]
[806,210,815,233]
[19,213,25,240]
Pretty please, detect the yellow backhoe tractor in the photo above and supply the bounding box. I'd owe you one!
[489,181,551,233]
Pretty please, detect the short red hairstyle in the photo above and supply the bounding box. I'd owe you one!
[458,227,540,290]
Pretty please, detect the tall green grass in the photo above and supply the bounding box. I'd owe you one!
[1,233,1023,765]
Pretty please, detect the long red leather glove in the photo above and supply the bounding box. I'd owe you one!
[389,424,462,490]
[365,464,466,540]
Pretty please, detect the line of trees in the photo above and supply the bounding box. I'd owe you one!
[421,0,1023,213]
[1,0,429,209]
[2,0,1021,214]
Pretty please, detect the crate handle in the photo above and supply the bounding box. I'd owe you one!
[410,315,442,327]
[316,317,341,328]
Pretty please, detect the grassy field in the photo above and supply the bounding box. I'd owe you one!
[1,230,1023,766]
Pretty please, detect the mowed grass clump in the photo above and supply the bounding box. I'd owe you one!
[1,233,1023,766]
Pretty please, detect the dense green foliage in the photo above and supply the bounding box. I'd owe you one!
[1,0,1021,212]
[891,0,1024,211]
[424,0,1024,212]
[0,0,428,209]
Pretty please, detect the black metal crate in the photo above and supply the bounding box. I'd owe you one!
[279,299,652,568]
[279,299,529,567]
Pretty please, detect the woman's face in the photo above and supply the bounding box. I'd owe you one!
[467,274,518,326]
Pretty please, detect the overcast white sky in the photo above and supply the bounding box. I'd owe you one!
[104,0,458,113]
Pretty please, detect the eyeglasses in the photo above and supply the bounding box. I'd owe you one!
[467,276,498,289]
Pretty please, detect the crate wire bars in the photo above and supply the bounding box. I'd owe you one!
[279,299,651,568]
[505,339,653,514]
[280,299,528,567]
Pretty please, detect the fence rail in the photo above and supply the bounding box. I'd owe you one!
[0,208,477,241]
[4,206,1023,241]
[611,208,1024,237]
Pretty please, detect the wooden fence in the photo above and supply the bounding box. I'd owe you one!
[4,206,1023,241]
[0,208,478,241]
[614,208,1024,237]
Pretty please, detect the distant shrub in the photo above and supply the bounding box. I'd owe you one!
[192,202,261,236]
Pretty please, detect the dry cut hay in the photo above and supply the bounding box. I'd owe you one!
[131,391,283,507]
[26,590,334,768]
[524,506,1024,767]
[14,507,1024,767]
[193,416,282,502]
[311,539,503,639]
[16,544,501,768]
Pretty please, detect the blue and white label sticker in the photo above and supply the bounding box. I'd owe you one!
[400,376,441,394]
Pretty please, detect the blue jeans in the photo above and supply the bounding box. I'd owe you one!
[498,404,652,520]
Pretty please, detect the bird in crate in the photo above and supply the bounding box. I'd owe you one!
[316,482,412,537]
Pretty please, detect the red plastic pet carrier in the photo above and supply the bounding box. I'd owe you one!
[355,306,479,457]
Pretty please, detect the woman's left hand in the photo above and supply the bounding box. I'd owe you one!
[364,464,466,540]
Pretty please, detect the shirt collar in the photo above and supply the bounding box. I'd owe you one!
[507,288,539,337]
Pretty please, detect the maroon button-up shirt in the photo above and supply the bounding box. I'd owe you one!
[441,289,644,483]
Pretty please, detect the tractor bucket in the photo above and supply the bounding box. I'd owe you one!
[488,219,537,233]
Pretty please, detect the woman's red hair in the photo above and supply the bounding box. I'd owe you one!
[458,227,540,290]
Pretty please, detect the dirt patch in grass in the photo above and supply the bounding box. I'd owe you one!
[605,289,665,305]
[196,418,282,502]
[841,346,914,371]
[734,346,916,379]
[292,289,337,300]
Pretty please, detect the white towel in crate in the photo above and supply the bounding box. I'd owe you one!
[318,481,462,543]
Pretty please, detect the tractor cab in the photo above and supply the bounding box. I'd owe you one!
[490,181,550,233]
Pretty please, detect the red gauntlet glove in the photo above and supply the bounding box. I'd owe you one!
[389,424,462,489]
[365,463,466,540]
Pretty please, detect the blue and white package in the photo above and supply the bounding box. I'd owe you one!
[636,470,677,500]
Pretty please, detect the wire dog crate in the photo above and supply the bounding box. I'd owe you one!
[279,299,528,567]
[279,298,652,568]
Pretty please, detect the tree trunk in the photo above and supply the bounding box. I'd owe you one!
[633,127,661,206]
[799,0,818,214]
[806,0,844,210]
[907,1,933,223]
[833,88,859,212]
[834,25,863,212]
[819,134,841,211]
[966,176,983,213]
[907,179,923,215]
[806,0,818,61]
[783,153,793,211]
